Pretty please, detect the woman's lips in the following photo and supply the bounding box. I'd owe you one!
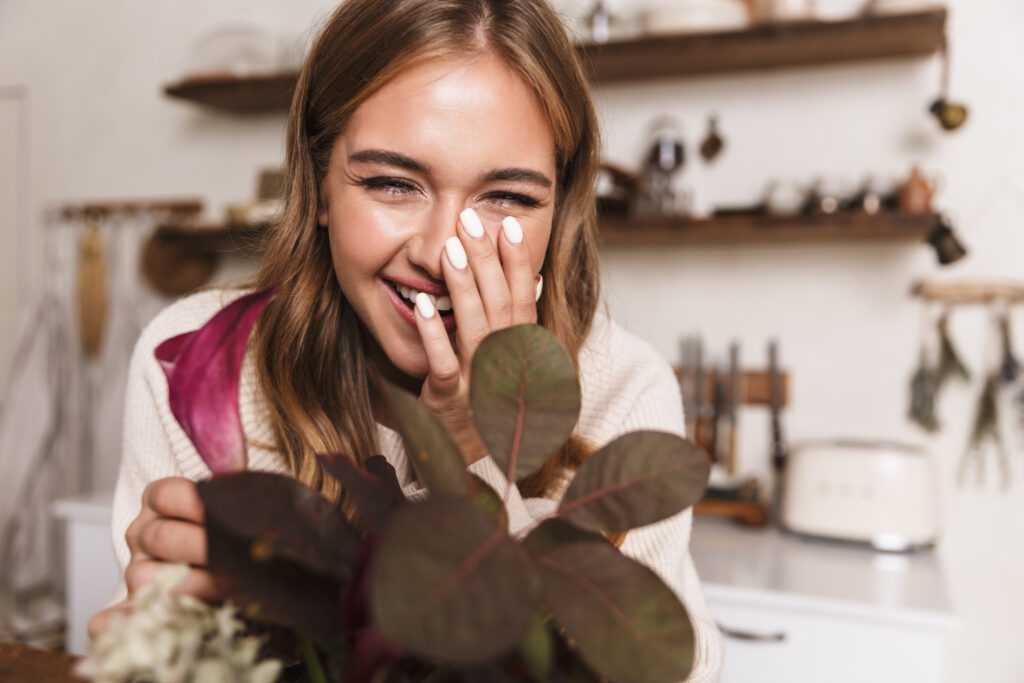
[383,280,457,333]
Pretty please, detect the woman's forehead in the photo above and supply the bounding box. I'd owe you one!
[341,54,557,180]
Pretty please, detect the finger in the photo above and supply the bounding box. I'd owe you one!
[88,601,132,639]
[458,208,512,329]
[144,477,204,523]
[125,503,159,556]
[138,517,208,565]
[125,559,223,601]
[497,216,537,325]
[415,292,462,399]
[442,234,490,362]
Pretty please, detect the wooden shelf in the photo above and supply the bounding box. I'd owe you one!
[154,211,937,253]
[598,210,939,247]
[164,73,297,113]
[577,8,947,83]
[161,9,945,111]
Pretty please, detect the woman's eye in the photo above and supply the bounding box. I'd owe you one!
[360,177,419,196]
[484,191,541,209]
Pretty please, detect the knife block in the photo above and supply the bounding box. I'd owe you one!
[672,367,789,472]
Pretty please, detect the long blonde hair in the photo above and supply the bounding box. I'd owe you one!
[251,0,601,503]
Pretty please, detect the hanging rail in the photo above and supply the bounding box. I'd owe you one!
[57,198,203,221]
[911,278,1024,306]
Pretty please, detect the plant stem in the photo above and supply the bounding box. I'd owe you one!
[298,631,329,683]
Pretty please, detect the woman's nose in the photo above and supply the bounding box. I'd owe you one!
[406,202,463,279]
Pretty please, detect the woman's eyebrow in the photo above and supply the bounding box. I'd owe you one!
[349,149,428,172]
[483,167,553,189]
[349,149,551,189]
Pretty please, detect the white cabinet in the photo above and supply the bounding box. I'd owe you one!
[690,518,957,683]
[51,491,119,656]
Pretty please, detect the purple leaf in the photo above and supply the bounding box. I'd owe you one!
[318,453,407,533]
[154,287,276,473]
[371,497,539,664]
[197,471,360,644]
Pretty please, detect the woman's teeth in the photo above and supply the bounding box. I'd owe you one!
[394,283,452,312]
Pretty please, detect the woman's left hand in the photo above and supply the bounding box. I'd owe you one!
[415,209,538,466]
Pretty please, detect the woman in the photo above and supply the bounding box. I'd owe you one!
[92,0,723,679]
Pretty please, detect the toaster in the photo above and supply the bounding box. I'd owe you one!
[780,440,940,551]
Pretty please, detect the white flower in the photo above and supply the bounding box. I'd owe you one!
[76,564,283,683]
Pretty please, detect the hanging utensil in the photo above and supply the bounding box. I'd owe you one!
[929,35,969,132]
[998,311,1020,384]
[699,114,725,163]
[77,213,109,360]
[935,310,970,392]
[958,372,1010,490]
[908,344,940,433]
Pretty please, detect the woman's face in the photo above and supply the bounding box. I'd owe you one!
[319,53,557,380]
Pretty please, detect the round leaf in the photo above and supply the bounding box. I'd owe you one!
[558,432,710,533]
[470,325,580,481]
[371,497,538,664]
[383,383,468,496]
[526,520,695,683]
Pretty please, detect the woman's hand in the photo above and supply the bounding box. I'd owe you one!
[87,477,218,638]
[415,209,538,465]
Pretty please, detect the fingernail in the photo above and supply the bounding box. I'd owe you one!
[460,208,484,239]
[415,292,436,319]
[445,236,467,270]
[535,274,544,302]
[501,216,523,245]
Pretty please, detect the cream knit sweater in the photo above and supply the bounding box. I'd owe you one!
[110,289,723,682]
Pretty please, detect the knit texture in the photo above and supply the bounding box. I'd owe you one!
[110,289,723,682]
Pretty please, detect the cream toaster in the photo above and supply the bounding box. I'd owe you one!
[780,440,940,551]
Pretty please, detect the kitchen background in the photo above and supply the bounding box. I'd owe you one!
[0,0,1022,680]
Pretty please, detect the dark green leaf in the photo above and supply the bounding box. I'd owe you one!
[318,453,407,532]
[524,519,695,683]
[198,472,360,643]
[371,497,538,664]
[558,432,710,533]
[470,325,580,481]
[383,383,468,497]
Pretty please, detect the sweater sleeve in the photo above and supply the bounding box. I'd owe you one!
[107,325,185,603]
[107,291,229,604]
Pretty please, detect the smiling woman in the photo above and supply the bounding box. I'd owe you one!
[96,0,723,680]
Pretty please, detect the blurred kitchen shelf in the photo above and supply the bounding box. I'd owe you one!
[598,211,939,246]
[164,72,297,113]
[579,8,947,83]
[158,211,936,254]
[161,9,945,111]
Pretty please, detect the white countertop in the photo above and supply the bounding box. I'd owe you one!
[690,516,957,630]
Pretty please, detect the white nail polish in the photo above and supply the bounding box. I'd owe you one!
[460,208,484,239]
[535,274,544,302]
[415,292,436,319]
[501,216,524,245]
[445,236,468,270]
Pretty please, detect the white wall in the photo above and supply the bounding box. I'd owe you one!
[1,0,1022,680]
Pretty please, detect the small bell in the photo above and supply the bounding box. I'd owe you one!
[929,97,969,132]
[699,114,725,163]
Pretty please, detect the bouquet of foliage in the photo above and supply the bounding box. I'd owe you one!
[104,289,711,683]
